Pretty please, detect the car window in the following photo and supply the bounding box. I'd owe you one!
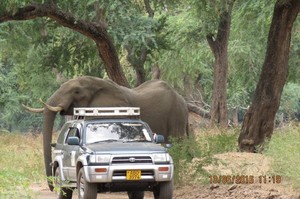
[85,122,152,144]
[57,122,72,144]
[65,127,81,144]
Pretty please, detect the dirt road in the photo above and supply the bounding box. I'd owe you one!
[32,183,299,199]
[31,183,156,199]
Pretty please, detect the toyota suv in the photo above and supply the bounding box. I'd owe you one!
[51,107,174,199]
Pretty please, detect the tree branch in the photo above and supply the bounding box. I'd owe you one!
[144,0,154,18]
[0,3,129,87]
[187,103,211,119]
[206,33,217,56]
[1,4,105,40]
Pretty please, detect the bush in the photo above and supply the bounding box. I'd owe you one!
[168,128,238,185]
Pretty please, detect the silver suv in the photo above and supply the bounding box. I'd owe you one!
[51,107,174,199]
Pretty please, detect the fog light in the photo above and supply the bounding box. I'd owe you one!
[95,168,107,173]
[96,175,103,179]
[158,167,169,172]
[162,174,168,179]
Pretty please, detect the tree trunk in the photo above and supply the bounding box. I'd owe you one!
[0,3,129,87]
[206,2,234,127]
[125,45,147,86]
[232,107,239,126]
[151,64,160,79]
[238,0,300,152]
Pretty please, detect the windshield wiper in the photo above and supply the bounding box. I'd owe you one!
[90,139,120,144]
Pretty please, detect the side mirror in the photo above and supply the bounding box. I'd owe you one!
[155,135,165,144]
[50,143,56,148]
[67,137,80,145]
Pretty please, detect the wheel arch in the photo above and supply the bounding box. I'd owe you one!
[53,161,59,175]
[76,161,83,175]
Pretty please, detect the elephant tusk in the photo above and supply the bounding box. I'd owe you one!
[39,98,64,112]
[22,104,44,113]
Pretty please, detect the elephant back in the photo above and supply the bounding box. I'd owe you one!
[132,80,188,140]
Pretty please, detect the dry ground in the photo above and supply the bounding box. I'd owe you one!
[32,184,299,199]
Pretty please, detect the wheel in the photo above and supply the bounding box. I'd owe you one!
[54,167,73,199]
[153,180,173,199]
[127,191,144,199]
[77,168,97,199]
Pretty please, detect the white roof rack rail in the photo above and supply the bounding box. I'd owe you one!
[74,107,140,117]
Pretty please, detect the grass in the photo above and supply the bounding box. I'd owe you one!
[264,123,300,190]
[0,132,45,199]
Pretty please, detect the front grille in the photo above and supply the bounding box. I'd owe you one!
[112,156,152,164]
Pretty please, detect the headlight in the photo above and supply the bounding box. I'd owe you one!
[89,154,111,164]
[153,153,172,164]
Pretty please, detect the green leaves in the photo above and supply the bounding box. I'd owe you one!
[278,83,300,119]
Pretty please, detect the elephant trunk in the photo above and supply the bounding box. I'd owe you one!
[43,104,57,191]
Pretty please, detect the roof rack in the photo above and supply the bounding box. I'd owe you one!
[74,107,140,118]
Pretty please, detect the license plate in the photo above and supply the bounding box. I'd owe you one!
[126,170,141,180]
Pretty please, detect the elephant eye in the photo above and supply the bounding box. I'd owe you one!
[74,90,80,94]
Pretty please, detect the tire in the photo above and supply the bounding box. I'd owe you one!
[77,168,97,199]
[127,191,144,199]
[54,167,73,199]
[153,180,173,199]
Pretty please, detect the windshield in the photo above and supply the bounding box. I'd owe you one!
[85,122,152,144]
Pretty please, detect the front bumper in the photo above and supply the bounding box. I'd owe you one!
[83,164,173,183]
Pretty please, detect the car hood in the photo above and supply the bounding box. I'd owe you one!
[83,142,167,154]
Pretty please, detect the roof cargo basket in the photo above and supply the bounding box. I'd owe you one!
[74,107,140,119]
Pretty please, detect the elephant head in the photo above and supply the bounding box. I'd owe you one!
[24,76,188,191]
[25,76,132,190]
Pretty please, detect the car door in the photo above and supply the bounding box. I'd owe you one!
[62,123,82,181]
[52,122,72,178]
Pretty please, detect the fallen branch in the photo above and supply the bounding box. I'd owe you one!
[187,102,211,119]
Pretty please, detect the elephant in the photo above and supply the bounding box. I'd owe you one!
[24,76,188,191]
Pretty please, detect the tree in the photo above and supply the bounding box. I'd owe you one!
[0,1,169,87]
[205,0,235,126]
[92,0,162,86]
[0,2,129,86]
[182,0,235,126]
[227,1,274,126]
[124,0,155,86]
[238,0,300,152]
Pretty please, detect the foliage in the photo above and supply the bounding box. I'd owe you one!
[288,19,300,82]
[168,128,238,184]
[0,20,59,132]
[277,83,300,121]
[188,0,235,35]
[156,7,214,96]
[227,0,273,110]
